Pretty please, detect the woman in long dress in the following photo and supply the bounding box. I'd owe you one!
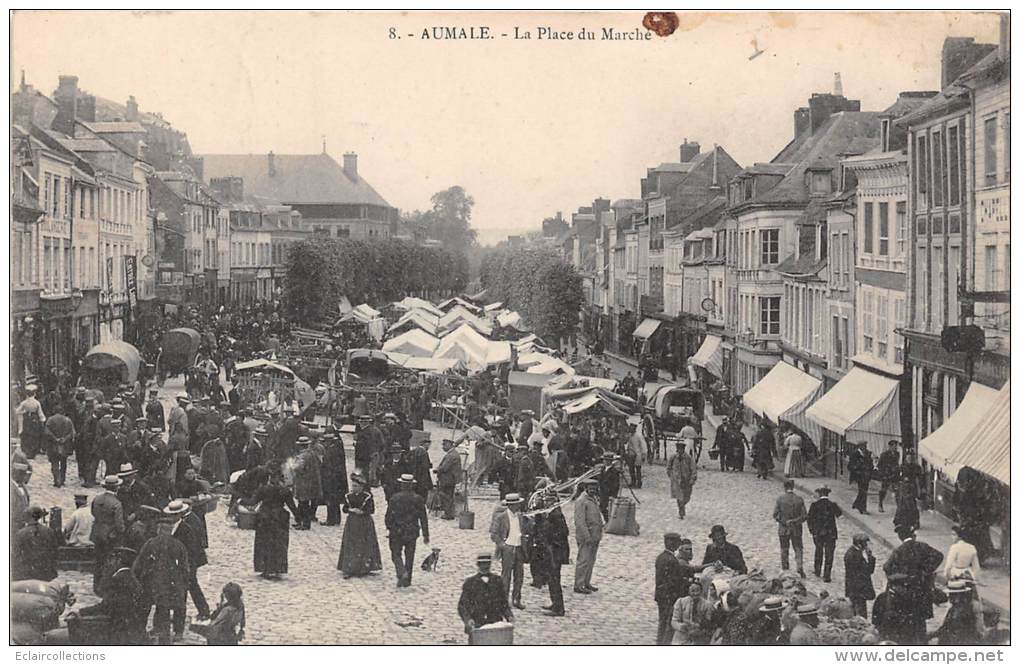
[782,433,805,478]
[244,467,298,579]
[337,472,383,578]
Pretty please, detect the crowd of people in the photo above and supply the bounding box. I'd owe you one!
[7,308,1008,648]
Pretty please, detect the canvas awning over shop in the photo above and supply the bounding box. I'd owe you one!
[632,318,662,339]
[742,361,824,444]
[688,334,724,378]
[945,381,1010,486]
[919,381,1007,485]
[805,366,900,456]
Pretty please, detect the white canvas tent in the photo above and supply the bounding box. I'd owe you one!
[393,297,444,317]
[434,323,511,372]
[381,328,441,357]
[385,351,464,373]
[388,309,441,337]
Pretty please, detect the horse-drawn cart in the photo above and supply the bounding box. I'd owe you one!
[641,383,706,463]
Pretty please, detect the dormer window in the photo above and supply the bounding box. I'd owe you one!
[808,170,833,195]
[743,178,753,201]
[840,164,857,192]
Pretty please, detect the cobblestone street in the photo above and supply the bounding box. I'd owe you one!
[25,405,920,645]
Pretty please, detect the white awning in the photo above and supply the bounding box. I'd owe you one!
[918,381,1006,484]
[742,361,824,444]
[689,334,723,378]
[945,381,1010,486]
[632,318,662,339]
[805,366,900,456]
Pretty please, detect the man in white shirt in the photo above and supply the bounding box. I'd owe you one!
[944,525,981,583]
[490,493,528,609]
[63,494,95,547]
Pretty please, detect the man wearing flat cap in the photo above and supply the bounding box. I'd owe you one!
[90,475,126,593]
[654,532,686,644]
[384,474,430,587]
[458,553,514,644]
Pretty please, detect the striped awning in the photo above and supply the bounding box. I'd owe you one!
[919,381,998,477]
[940,381,1010,486]
[689,334,724,378]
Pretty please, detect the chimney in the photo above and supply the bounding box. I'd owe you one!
[794,107,811,138]
[680,138,701,162]
[807,93,861,134]
[711,144,720,188]
[833,72,843,96]
[941,37,997,89]
[126,95,139,122]
[78,94,96,123]
[1000,13,1010,60]
[268,151,276,177]
[343,152,358,181]
[53,75,79,135]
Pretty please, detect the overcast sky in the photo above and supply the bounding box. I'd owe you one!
[12,11,1001,245]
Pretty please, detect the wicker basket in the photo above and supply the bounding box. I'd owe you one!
[235,505,257,530]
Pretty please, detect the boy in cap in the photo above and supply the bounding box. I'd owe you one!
[457,553,513,644]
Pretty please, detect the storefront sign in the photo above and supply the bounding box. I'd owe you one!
[124,255,138,309]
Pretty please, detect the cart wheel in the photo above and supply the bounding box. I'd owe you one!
[641,414,657,462]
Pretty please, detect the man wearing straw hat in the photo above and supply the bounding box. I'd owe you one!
[490,492,529,609]
[458,552,514,644]
[384,473,430,587]
[90,474,126,592]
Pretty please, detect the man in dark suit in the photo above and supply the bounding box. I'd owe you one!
[701,522,750,575]
[490,493,529,609]
[875,440,901,513]
[843,533,876,618]
[384,474,429,587]
[531,494,570,617]
[44,411,75,488]
[773,480,807,578]
[145,388,165,431]
[882,524,944,643]
[90,475,126,593]
[806,485,843,582]
[436,439,463,520]
[513,446,536,502]
[274,411,303,461]
[132,516,191,644]
[847,441,874,514]
[12,506,60,581]
[319,432,349,526]
[167,500,211,621]
[116,463,156,524]
[458,553,514,644]
[654,532,685,645]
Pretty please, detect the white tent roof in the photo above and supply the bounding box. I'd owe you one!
[484,301,504,312]
[438,296,482,313]
[527,357,576,376]
[388,309,441,336]
[385,351,463,373]
[234,358,296,378]
[497,310,523,329]
[393,297,444,317]
[353,303,380,319]
[434,324,511,372]
[381,328,441,357]
[439,306,493,336]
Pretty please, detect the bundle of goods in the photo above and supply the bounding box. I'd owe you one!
[815,614,880,645]
[11,580,74,645]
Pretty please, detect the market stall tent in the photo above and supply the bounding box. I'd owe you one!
[393,297,444,318]
[382,328,441,357]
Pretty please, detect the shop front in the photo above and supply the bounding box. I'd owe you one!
[11,289,42,382]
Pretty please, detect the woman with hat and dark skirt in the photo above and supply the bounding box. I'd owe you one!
[337,472,383,578]
[243,463,298,580]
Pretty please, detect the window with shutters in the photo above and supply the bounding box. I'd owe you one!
[878,203,889,256]
[862,290,874,353]
[877,294,889,359]
[896,201,907,257]
[863,202,874,254]
[985,115,998,185]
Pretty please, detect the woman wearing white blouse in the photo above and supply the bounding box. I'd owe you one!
[944,525,981,583]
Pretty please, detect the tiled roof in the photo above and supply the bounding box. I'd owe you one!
[54,136,116,153]
[775,254,827,278]
[682,196,728,231]
[84,121,146,134]
[199,153,391,207]
[751,112,881,206]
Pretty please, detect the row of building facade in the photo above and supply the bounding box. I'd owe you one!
[11,73,401,381]
[561,30,1010,505]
